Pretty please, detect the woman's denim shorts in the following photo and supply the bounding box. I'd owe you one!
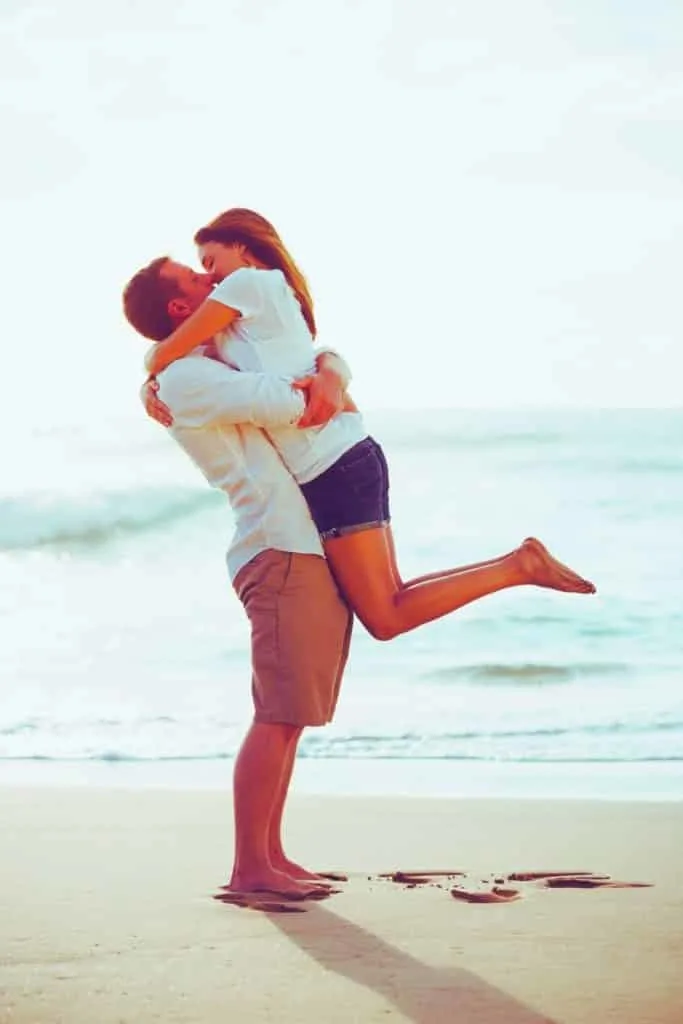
[299,436,390,540]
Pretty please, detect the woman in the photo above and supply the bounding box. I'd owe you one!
[143,208,596,639]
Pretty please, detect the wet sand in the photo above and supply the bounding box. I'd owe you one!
[1,788,681,1023]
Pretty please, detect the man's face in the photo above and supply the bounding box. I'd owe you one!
[160,260,214,316]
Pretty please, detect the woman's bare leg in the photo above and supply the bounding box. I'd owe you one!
[383,531,521,587]
[324,531,595,641]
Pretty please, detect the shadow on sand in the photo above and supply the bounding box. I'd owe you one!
[267,901,556,1024]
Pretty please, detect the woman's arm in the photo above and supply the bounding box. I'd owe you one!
[144,299,240,375]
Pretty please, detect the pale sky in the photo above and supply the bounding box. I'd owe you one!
[1,0,681,424]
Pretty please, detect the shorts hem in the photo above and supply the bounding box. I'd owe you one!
[320,518,390,541]
[253,710,331,728]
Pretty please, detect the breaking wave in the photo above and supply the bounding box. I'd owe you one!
[0,488,219,551]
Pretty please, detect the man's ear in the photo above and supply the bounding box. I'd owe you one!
[168,297,190,320]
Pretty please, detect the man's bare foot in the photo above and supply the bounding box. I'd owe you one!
[225,866,333,900]
[269,856,339,886]
[517,537,596,594]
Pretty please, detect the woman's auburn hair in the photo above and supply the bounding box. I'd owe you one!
[194,208,316,337]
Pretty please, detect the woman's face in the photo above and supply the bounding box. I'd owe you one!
[197,241,247,282]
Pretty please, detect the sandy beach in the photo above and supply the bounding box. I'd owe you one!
[1,787,681,1024]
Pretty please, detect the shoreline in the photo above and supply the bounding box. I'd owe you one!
[1,788,682,1023]
[1,756,682,801]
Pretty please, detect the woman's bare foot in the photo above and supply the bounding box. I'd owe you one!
[517,537,596,594]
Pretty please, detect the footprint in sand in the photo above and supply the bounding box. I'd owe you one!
[376,868,653,903]
[451,885,523,904]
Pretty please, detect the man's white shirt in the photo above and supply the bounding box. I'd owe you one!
[156,352,324,581]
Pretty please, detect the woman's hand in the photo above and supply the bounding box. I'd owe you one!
[140,377,174,428]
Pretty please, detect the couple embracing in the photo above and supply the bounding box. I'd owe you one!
[123,207,595,902]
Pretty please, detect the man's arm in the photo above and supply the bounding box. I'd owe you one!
[295,349,356,428]
[146,349,353,431]
[156,357,306,430]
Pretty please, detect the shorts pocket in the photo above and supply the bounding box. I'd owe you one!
[235,551,293,604]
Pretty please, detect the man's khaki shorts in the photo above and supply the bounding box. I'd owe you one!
[233,550,353,727]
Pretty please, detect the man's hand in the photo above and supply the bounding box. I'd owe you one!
[293,366,348,428]
[141,377,174,428]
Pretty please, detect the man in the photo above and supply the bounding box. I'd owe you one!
[123,258,353,901]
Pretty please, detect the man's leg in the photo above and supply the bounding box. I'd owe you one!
[265,725,330,882]
[230,550,352,893]
[230,719,321,896]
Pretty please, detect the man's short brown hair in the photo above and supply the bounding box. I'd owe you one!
[122,257,177,341]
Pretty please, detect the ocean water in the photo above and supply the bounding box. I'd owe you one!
[1,408,682,799]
